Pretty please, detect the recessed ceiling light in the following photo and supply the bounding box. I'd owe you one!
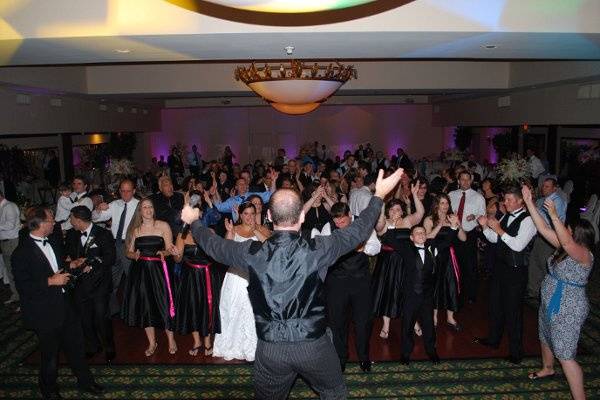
[481,44,498,50]
[114,49,131,53]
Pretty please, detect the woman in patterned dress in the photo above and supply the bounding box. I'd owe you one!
[522,185,595,400]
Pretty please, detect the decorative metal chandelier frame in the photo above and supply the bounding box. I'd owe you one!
[235,60,357,115]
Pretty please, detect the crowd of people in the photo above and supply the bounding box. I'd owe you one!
[0,141,595,399]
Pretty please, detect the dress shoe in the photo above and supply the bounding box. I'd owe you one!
[359,361,372,372]
[400,355,410,365]
[506,355,522,365]
[446,321,462,332]
[105,351,116,364]
[473,337,499,350]
[79,383,105,396]
[427,352,440,364]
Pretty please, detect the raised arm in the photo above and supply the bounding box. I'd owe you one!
[316,169,403,267]
[404,181,424,226]
[522,185,559,248]
[546,199,592,266]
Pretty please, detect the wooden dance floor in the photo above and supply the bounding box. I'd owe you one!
[29,282,542,366]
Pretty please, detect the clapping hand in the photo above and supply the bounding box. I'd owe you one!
[447,214,460,229]
[488,216,501,232]
[477,215,488,227]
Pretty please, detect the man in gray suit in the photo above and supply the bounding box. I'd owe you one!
[181,168,404,400]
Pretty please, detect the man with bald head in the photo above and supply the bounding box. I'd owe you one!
[182,168,405,400]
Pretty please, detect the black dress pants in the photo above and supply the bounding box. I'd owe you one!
[35,301,94,397]
[253,334,346,400]
[81,292,115,353]
[325,274,372,363]
[487,263,527,359]
[401,291,436,357]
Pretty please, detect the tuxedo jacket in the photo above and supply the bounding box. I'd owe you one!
[397,230,457,298]
[12,235,72,331]
[64,224,116,297]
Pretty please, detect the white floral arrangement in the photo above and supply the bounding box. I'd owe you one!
[444,148,465,162]
[495,155,530,184]
[107,158,134,178]
[578,145,600,165]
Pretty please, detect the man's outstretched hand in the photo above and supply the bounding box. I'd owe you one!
[374,168,404,199]
[181,205,200,226]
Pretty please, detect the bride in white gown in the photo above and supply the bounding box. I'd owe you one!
[212,201,271,361]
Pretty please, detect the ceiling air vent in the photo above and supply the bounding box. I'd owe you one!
[50,98,62,107]
[16,94,31,105]
[497,96,511,108]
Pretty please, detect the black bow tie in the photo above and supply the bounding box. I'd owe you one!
[82,231,88,237]
[33,238,48,246]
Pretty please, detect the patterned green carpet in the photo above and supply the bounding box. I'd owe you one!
[2,273,600,399]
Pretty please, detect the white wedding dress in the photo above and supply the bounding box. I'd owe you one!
[212,232,258,361]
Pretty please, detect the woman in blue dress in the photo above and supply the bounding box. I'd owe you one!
[522,185,594,400]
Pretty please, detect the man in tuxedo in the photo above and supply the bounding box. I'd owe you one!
[398,221,459,365]
[325,203,380,373]
[475,187,537,364]
[12,206,103,399]
[182,168,404,400]
[66,206,116,363]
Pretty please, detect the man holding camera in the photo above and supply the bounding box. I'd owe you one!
[65,206,116,364]
[12,206,103,399]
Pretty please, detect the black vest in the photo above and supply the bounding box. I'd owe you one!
[327,223,369,278]
[412,246,436,295]
[246,234,328,342]
[496,210,534,268]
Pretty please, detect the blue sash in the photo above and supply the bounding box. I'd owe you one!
[546,272,585,321]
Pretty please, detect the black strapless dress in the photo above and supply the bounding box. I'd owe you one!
[174,244,222,336]
[371,228,410,318]
[121,235,175,330]
[433,226,461,313]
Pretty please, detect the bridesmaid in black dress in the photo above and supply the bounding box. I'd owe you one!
[172,192,222,356]
[372,181,424,339]
[423,194,467,330]
[122,198,178,357]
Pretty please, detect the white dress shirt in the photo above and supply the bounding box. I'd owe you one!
[61,192,94,230]
[314,221,381,256]
[31,233,59,273]
[0,199,21,240]
[93,197,139,240]
[349,186,373,217]
[55,195,72,223]
[482,208,537,252]
[528,155,545,179]
[80,223,93,247]
[448,188,486,232]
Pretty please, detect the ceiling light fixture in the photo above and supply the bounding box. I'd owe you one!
[114,49,131,53]
[481,44,498,50]
[199,0,377,13]
[235,60,357,115]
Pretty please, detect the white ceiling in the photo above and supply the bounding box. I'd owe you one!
[1,0,600,65]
